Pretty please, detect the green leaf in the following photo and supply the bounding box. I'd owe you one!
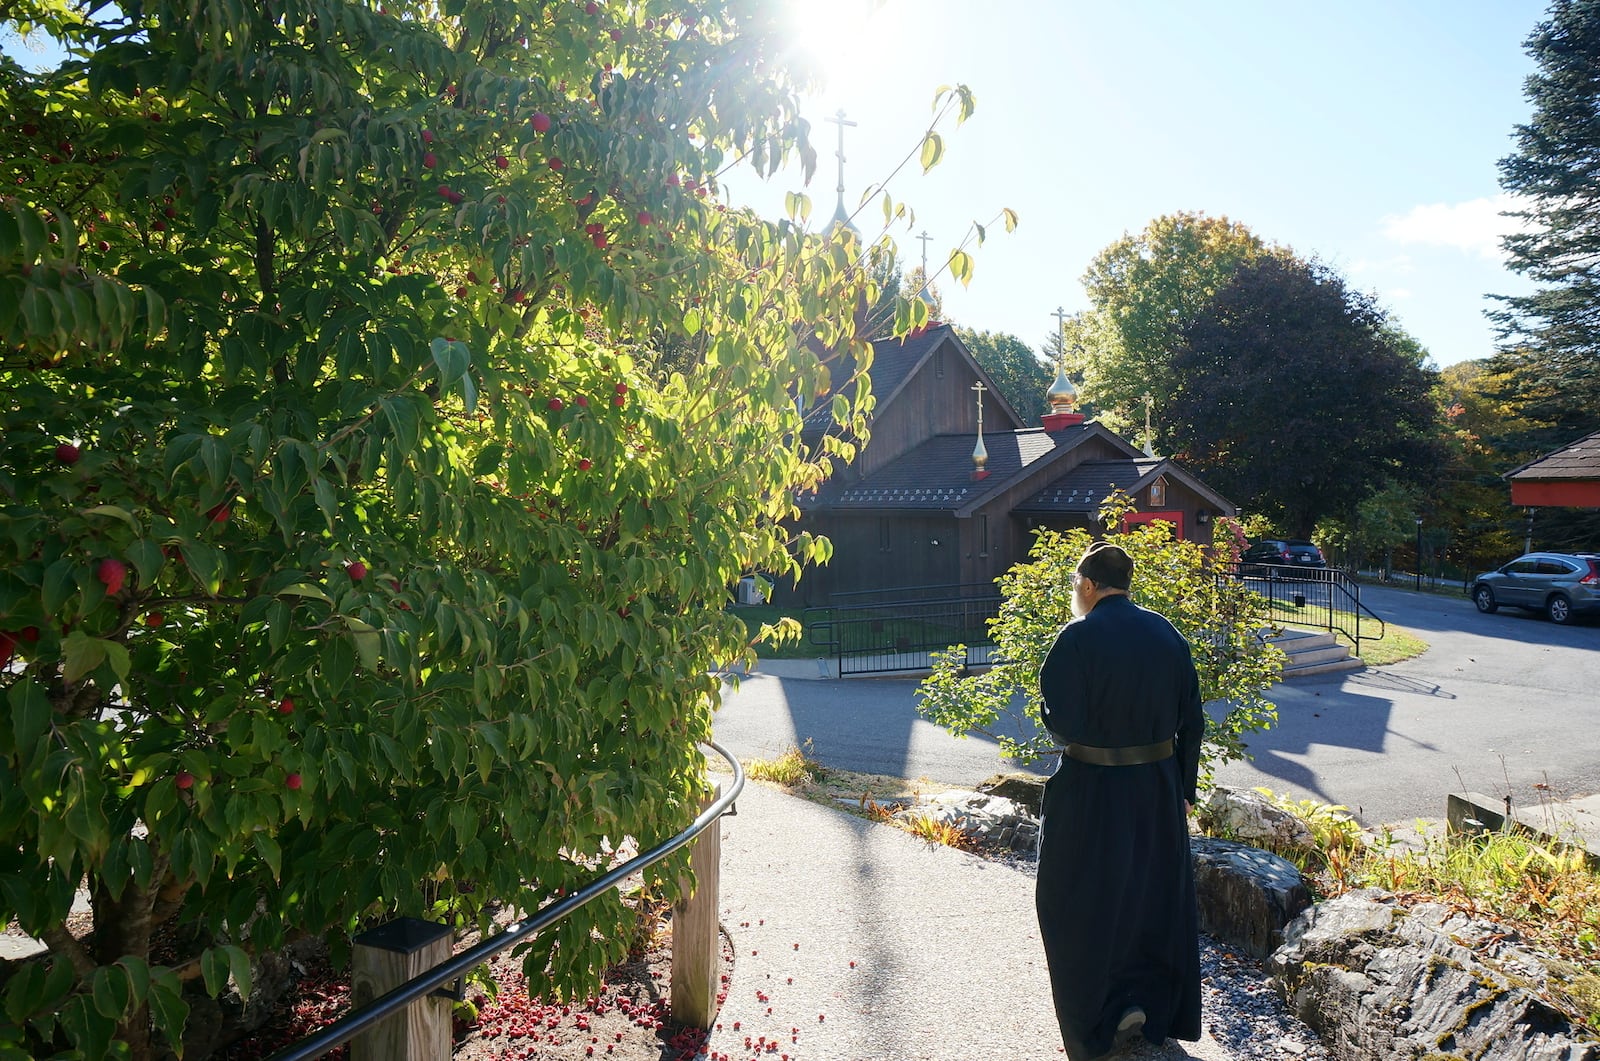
[114,956,151,1009]
[62,631,108,684]
[277,583,332,603]
[919,132,944,173]
[125,539,166,587]
[344,615,381,671]
[200,947,229,998]
[42,558,76,614]
[148,970,189,1048]
[9,679,51,753]
[472,443,505,476]
[948,249,974,289]
[225,945,253,1002]
[90,965,131,1020]
[430,336,469,382]
[81,504,142,532]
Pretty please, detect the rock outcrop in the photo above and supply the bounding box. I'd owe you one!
[898,790,1039,851]
[1191,837,1312,960]
[1270,889,1600,1061]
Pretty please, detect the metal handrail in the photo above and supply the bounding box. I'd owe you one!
[265,741,744,1061]
[1216,562,1384,657]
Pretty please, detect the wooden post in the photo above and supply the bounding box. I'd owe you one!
[351,918,453,1061]
[671,783,723,1028]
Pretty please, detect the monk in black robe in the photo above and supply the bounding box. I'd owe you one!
[1036,541,1204,1059]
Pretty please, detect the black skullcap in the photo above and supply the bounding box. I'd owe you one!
[1076,541,1133,591]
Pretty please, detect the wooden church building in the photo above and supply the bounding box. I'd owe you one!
[785,324,1237,606]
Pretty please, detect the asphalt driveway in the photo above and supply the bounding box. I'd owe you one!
[713,582,1600,828]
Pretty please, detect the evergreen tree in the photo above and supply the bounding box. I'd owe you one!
[1492,0,1600,444]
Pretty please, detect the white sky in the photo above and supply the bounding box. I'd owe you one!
[723,0,1550,368]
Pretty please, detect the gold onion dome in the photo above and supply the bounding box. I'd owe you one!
[1047,363,1079,414]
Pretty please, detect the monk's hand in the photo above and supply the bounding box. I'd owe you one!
[1184,800,1193,816]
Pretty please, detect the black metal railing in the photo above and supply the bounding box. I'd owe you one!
[265,741,744,1061]
[806,591,1003,676]
[1216,562,1385,657]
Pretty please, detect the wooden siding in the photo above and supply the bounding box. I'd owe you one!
[1510,479,1600,507]
[789,513,961,605]
[861,337,1021,478]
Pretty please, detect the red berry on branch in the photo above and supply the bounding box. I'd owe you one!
[97,557,127,595]
[531,112,552,133]
[495,155,509,169]
[285,773,303,790]
[423,151,438,169]
[548,397,564,412]
[548,156,564,171]
[176,770,195,790]
[578,458,592,471]
[55,442,80,464]
[422,129,435,144]
[278,697,294,715]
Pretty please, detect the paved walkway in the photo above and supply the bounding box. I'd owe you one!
[698,773,1235,1061]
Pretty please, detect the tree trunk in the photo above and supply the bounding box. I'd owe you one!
[93,877,156,1061]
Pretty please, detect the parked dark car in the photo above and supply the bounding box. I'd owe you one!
[1239,538,1327,578]
[1469,552,1600,625]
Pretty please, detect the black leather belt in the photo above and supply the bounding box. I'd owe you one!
[1064,739,1174,766]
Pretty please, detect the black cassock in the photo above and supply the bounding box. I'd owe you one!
[1036,594,1204,1060]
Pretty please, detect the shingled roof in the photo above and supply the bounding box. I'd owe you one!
[1012,458,1166,514]
[1505,430,1600,482]
[800,424,1097,512]
[801,328,944,433]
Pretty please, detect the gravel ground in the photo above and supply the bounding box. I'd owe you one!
[990,852,1330,1061]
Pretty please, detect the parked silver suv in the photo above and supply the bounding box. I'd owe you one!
[1469,552,1600,625]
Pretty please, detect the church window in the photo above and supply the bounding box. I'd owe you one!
[934,345,945,378]
[879,517,891,552]
[1150,476,1167,507]
[978,514,989,557]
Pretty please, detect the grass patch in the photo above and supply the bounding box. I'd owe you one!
[745,741,826,785]
[1275,618,1429,666]
[728,603,824,660]
[726,747,990,850]
[900,813,975,850]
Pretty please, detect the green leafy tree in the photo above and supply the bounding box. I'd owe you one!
[1167,256,1441,537]
[1077,212,1278,440]
[0,2,973,1056]
[1492,0,1600,445]
[955,328,1053,421]
[917,495,1281,784]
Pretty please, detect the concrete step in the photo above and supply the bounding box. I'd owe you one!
[1267,630,1337,651]
[1283,644,1354,667]
[1281,656,1366,679]
[1265,628,1365,679]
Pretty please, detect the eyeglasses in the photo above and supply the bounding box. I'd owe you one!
[1071,572,1087,587]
